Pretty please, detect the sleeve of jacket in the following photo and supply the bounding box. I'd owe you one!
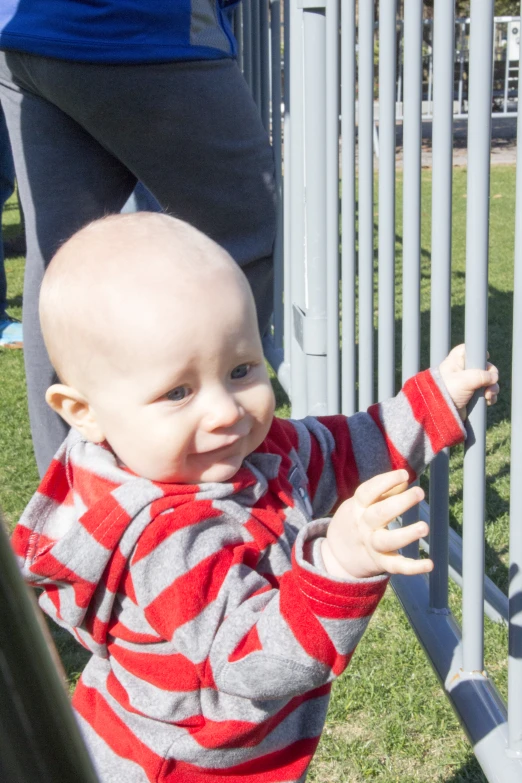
[281,367,466,518]
[129,510,387,702]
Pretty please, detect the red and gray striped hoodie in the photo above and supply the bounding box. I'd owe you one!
[12,368,464,783]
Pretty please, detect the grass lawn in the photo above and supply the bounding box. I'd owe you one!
[0,166,515,782]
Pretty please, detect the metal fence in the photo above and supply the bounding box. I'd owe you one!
[234,0,522,779]
[397,16,521,119]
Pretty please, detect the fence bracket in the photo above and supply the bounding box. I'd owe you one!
[292,304,327,356]
[296,0,326,9]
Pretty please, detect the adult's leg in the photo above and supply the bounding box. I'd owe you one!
[5,56,276,335]
[121,182,161,214]
[0,52,137,475]
[0,103,15,317]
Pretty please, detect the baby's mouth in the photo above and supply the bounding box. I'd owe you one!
[199,437,243,458]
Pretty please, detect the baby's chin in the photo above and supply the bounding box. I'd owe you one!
[193,456,245,484]
[154,456,245,485]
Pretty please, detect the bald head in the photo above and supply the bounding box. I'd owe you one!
[40,213,253,390]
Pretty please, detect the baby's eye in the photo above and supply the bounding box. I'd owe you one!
[230,364,251,380]
[166,386,191,402]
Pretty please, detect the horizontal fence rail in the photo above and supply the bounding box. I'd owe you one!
[236,0,522,778]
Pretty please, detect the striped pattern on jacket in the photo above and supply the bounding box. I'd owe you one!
[12,368,465,782]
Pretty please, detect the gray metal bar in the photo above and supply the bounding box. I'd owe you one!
[340,0,356,416]
[260,0,271,131]
[0,513,100,783]
[504,23,510,115]
[288,0,308,417]
[508,61,522,757]
[243,0,253,89]
[303,4,328,415]
[462,0,494,675]
[401,0,422,385]
[283,0,292,370]
[271,0,284,351]
[392,571,522,782]
[408,502,509,625]
[428,0,455,613]
[252,0,262,108]
[357,0,375,410]
[377,0,397,401]
[326,0,340,414]
[400,0,423,559]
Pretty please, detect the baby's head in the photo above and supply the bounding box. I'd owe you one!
[40,213,275,483]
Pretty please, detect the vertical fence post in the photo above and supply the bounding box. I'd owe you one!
[326,0,340,414]
[462,0,494,675]
[377,0,397,401]
[341,0,356,416]
[243,0,253,90]
[251,0,262,108]
[260,0,271,131]
[401,0,422,388]
[508,61,522,758]
[288,0,308,417]
[357,0,375,410]
[271,0,284,351]
[428,0,455,613]
[283,0,292,371]
[302,0,328,415]
[400,0,423,557]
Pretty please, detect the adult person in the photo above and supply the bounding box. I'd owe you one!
[121,182,161,215]
[0,0,276,476]
[0,102,22,347]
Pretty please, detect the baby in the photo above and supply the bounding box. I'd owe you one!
[13,213,498,783]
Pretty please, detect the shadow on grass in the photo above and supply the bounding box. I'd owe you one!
[444,755,487,783]
[6,294,23,309]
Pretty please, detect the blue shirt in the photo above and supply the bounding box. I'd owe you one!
[0,0,237,63]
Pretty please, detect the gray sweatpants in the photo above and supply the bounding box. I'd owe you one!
[0,52,276,477]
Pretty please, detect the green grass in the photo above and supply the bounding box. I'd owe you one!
[0,167,515,781]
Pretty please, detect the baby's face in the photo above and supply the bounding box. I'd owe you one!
[84,272,276,484]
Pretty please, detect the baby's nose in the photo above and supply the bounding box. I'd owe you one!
[203,390,244,430]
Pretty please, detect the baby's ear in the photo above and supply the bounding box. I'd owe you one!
[45,384,105,443]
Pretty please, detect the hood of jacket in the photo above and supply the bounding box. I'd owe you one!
[11,428,263,657]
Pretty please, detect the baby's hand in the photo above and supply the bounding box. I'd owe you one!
[439,344,499,420]
[321,470,431,580]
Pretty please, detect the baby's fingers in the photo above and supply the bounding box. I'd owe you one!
[461,367,498,393]
[364,485,425,531]
[372,520,428,554]
[485,385,499,405]
[354,469,410,508]
[484,363,500,405]
[380,553,434,576]
[444,343,466,371]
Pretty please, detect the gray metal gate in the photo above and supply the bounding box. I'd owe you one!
[233,0,522,779]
